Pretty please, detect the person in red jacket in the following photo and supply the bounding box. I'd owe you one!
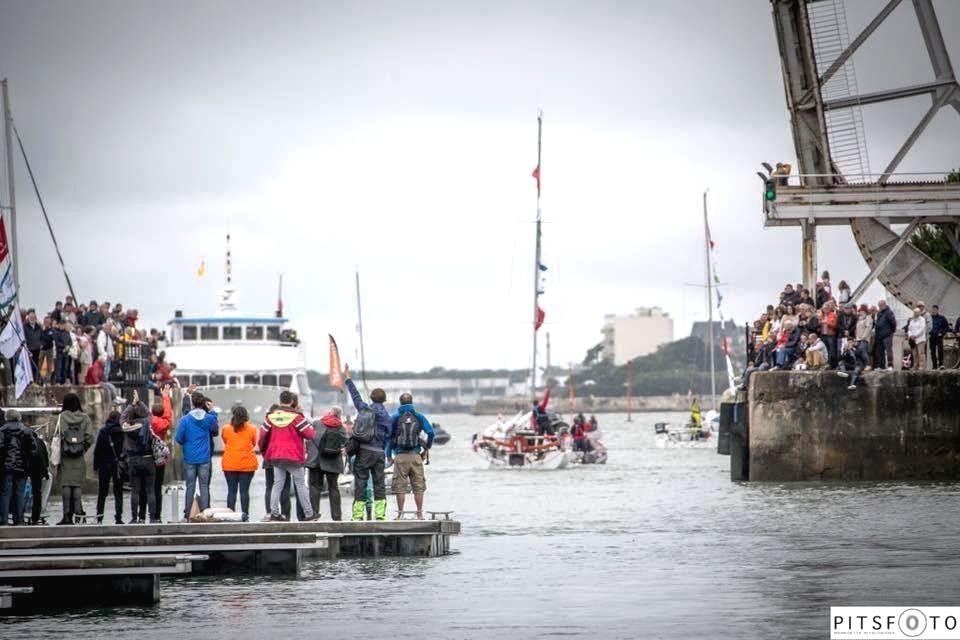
[818,301,839,369]
[143,386,173,522]
[85,356,105,384]
[259,390,318,521]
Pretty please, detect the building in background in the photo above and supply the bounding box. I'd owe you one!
[315,375,512,412]
[689,319,747,365]
[601,307,674,365]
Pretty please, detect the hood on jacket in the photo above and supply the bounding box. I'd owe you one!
[187,408,208,421]
[397,403,418,414]
[60,409,88,424]
[266,408,302,428]
[320,414,343,428]
[104,415,123,433]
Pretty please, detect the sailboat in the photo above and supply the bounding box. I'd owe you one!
[472,113,571,470]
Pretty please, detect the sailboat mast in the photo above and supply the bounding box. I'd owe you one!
[703,190,716,410]
[355,269,368,391]
[1,79,18,295]
[531,112,543,399]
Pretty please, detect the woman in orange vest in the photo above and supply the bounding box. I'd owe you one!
[221,405,259,521]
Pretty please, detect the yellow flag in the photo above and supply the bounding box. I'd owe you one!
[197,259,206,277]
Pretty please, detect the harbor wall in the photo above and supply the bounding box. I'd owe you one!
[747,371,960,481]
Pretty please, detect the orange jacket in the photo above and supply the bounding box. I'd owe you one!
[221,421,259,472]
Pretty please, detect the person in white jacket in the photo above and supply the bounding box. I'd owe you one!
[906,307,928,370]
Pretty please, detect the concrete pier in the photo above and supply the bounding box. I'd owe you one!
[747,370,960,481]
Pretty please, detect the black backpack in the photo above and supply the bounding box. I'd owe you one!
[62,419,86,457]
[352,408,377,444]
[319,426,347,457]
[393,411,422,450]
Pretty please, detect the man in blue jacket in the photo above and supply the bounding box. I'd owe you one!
[387,393,435,519]
[929,304,949,370]
[175,391,219,519]
[344,364,391,521]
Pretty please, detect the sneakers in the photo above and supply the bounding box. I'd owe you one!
[302,513,321,522]
[268,513,288,522]
[836,371,849,378]
[847,384,857,390]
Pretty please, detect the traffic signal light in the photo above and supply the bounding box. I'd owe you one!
[764,177,777,201]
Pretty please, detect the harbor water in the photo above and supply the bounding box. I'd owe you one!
[5,411,960,639]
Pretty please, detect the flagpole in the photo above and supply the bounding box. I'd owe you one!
[2,80,18,296]
[704,189,716,411]
[531,112,542,399]
[355,268,368,394]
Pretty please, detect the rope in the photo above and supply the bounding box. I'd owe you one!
[13,125,77,302]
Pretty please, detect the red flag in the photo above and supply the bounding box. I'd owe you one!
[328,334,344,391]
[531,165,540,195]
[0,218,9,264]
[535,305,545,331]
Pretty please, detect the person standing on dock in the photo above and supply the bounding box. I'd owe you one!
[874,300,897,370]
[176,391,219,520]
[221,405,258,522]
[93,410,125,524]
[0,409,37,526]
[260,391,318,522]
[122,403,158,523]
[305,406,347,521]
[907,307,928,371]
[146,387,173,522]
[343,364,391,521]
[929,305,949,370]
[387,393,434,520]
[56,393,94,525]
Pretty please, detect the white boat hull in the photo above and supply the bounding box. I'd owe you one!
[473,448,571,470]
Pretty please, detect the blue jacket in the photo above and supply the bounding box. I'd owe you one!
[387,404,435,457]
[345,378,391,452]
[175,408,219,464]
[931,313,949,337]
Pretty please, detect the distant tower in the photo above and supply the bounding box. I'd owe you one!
[219,233,239,313]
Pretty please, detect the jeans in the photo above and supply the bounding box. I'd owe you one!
[822,335,838,368]
[183,461,211,518]
[0,474,27,526]
[930,335,944,369]
[55,352,72,384]
[307,468,342,521]
[264,466,292,519]
[775,348,792,368]
[838,361,864,386]
[30,471,45,524]
[353,448,386,501]
[270,462,312,518]
[28,349,41,382]
[138,464,165,521]
[874,336,894,368]
[96,465,124,523]
[129,456,157,522]
[224,471,254,519]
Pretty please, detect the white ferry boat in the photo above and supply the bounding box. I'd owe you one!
[162,279,313,428]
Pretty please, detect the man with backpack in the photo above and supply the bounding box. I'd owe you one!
[0,409,37,526]
[387,393,435,520]
[305,405,347,520]
[344,364,391,521]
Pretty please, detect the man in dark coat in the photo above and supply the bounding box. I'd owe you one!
[0,409,36,526]
[874,300,897,370]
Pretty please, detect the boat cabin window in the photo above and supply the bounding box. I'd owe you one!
[297,374,310,395]
[244,374,260,385]
[229,375,241,386]
[279,374,293,388]
[266,326,281,341]
[246,326,264,340]
[209,374,226,386]
[222,326,242,340]
[262,374,278,387]
[182,325,197,341]
[192,374,209,387]
[176,375,190,387]
[200,326,219,341]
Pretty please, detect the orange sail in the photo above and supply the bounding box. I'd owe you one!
[328,334,343,391]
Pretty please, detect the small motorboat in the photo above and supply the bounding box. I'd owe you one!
[432,423,451,445]
[653,400,718,449]
[472,411,572,470]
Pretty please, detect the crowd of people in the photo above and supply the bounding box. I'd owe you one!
[20,296,171,390]
[0,365,436,526]
[743,270,956,390]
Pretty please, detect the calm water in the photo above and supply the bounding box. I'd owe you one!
[5,411,960,639]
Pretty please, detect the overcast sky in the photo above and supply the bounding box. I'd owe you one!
[1,0,958,371]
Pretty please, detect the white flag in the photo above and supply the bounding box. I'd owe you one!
[14,344,32,399]
[0,305,25,359]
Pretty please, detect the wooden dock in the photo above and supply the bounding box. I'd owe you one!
[0,518,460,612]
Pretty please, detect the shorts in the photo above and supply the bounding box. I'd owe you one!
[391,452,426,495]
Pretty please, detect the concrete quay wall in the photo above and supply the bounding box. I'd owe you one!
[747,371,960,481]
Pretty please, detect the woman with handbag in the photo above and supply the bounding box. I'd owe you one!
[56,393,94,525]
[93,410,125,524]
[122,404,157,524]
